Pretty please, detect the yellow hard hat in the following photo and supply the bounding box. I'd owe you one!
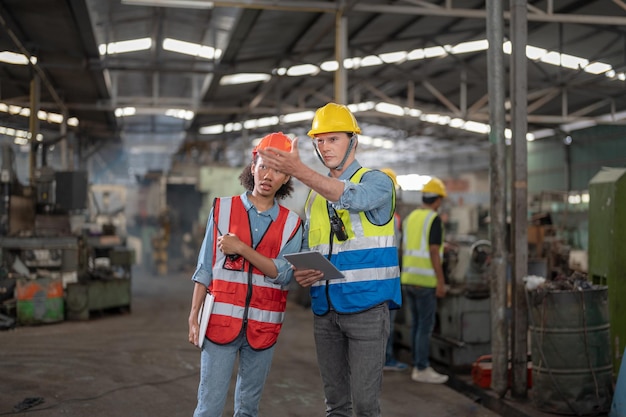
[422,177,447,197]
[380,168,398,189]
[307,103,361,137]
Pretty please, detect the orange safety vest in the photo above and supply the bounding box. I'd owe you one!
[206,196,302,350]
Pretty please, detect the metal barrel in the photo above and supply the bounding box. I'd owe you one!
[529,287,614,415]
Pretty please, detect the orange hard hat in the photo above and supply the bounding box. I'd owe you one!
[252,132,293,158]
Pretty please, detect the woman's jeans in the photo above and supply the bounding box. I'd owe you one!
[404,285,436,370]
[193,333,275,417]
[313,303,389,417]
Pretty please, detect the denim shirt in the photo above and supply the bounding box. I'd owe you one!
[302,160,395,251]
[192,191,303,287]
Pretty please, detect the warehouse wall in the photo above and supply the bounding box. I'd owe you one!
[528,125,626,193]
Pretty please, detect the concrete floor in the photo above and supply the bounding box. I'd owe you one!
[0,267,581,417]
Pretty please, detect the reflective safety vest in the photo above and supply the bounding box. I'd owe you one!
[207,196,302,350]
[305,168,401,315]
[401,208,443,288]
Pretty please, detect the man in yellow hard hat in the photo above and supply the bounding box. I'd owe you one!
[401,177,449,384]
[259,103,401,416]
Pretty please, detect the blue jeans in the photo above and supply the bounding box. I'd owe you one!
[193,333,275,417]
[385,308,399,363]
[404,286,436,370]
[313,303,389,417]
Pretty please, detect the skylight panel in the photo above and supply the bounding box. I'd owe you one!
[320,60,339,72]
[585,62,612,75]
[360,55,383,67]
[282,111,315,123]
[450,40,489,54]
[286,64,319,76]
[220,73,271,85]
[375,102,404,116]
[379,51,407,64]
[0,102,78,126]
[99,38,152,55]
[0,51,37,65]
[162,38,222,59]
[559,54,588,70]
[199,124,224,135]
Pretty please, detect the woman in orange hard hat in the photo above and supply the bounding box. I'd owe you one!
[188,132,304,417]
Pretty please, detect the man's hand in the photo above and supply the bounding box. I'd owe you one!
[293,268,324,288]
[257,137,302,177]
[436,281,447,298]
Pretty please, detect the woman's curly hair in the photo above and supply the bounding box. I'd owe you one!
[239,159,294,200]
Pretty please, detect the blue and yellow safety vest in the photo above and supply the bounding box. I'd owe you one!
[305,168,401,315]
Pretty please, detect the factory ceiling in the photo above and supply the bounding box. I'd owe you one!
[1,0,626,180]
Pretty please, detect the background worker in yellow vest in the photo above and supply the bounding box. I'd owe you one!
[258,103,401,417]
[401,177,449,384]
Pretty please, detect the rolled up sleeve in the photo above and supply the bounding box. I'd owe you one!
[191,210,214,287]
[332,171,395,225]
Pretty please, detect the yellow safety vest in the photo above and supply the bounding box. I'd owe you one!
[401,208,443,288]
[305,167,401,314]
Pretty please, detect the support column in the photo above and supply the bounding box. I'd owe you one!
[334,8,348,104]
[29,75,41,186]
[510,0,529,398]
[486,0,509,398]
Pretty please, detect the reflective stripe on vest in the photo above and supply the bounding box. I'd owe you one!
[304,168,401,314]
[207,196,302,350]
[401,208,443,288]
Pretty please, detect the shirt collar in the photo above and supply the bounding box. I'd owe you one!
[241,191,280,220]
[336,160,362,181]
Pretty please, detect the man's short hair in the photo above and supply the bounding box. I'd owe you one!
[422,195,440,205]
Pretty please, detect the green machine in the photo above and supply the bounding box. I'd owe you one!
[589,167,626,373]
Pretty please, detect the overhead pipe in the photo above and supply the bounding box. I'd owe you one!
[206,0,626,26]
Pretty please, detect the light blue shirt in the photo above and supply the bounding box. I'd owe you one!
[192,191,303,287]
[302,160,395,251]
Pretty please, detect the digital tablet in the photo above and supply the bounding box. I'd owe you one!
[283,251,345,280]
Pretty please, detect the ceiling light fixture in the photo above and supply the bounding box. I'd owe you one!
[122,0,214,9]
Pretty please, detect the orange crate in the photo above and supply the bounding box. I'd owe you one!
[471,355,532,389]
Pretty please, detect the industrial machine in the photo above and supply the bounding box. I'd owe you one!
[588,167,626,373]
[393,236,493,370]
[429,239,493,369]
[0,144,134,325]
